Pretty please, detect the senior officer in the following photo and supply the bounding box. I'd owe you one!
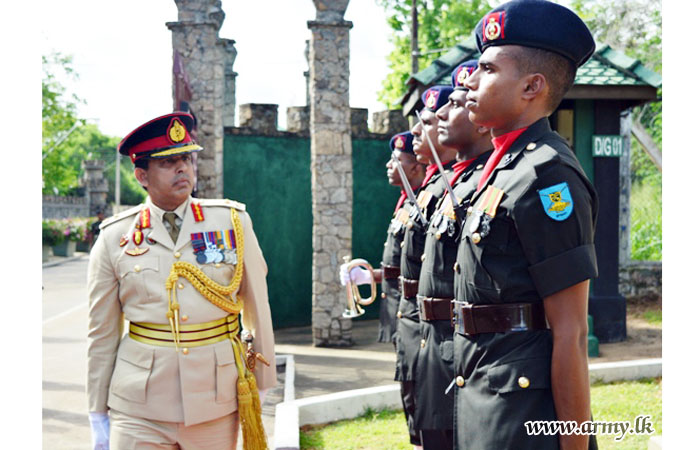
[413,60,493,450]
[87,112,275,450]
[452,1,598,449]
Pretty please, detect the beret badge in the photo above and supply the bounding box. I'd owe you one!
[426,90,438,109]
[395,136,405,149]
[457,66,472,88]
[168,118,187,144]
[483,11,505,42]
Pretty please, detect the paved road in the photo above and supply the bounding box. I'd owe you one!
[43,256,91,450]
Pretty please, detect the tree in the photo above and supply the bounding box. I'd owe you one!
[376,0,493,108]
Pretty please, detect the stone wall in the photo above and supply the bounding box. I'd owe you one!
[619,261,662,303]
[42,196,90,219]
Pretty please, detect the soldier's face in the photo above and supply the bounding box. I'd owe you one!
[386,150,416,187]
[135,154,195,209]
[411,110,438,165]
[436,90,479,149]
[465,45,529,133]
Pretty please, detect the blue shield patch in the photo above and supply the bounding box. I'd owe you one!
[538,182,574,221]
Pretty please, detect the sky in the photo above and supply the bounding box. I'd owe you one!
[39,0,394,138]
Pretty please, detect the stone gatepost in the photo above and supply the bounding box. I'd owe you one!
[167,0,230,198]
[308,0,354,347]
[222,38,238,129]
[81,160,109,215]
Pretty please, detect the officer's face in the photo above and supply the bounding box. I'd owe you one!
[436,90,479,149]
[465,45,529,133]
[410,110,438,165]
[135,154,195,210]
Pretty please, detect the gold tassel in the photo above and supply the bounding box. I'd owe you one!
[233,339,268,450]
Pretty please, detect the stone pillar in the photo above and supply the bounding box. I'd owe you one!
[308,0,354,347]
[287,106,310,133]
[222,38,237,129]
[238,104,279,134]
[304,40,311,106]
[372,110,410,135]
[350,108,369,137]
[81,160,109,215]
[167,0,228,198]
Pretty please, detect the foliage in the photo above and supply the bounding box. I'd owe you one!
[629,181,662,260]
[376,0,493,108]
[643,309,662,326]
[43,217,92,245]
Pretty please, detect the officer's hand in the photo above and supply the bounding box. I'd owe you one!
[89,411,110,450]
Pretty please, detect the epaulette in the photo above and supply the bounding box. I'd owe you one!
[196,198,246,211]
[99,204,142,230]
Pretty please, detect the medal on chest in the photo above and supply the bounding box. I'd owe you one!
[191,229,238,265]
[125,208,151,256]
[467,185,504,244]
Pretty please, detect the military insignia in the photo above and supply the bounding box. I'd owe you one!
[168,118,187,143]
[483,11,505,42]
[395,136,405,149]
[425,90,438,109]
[191,202,205,222]
[133,229,144,246]
[119,234,129,247]
[416,190,433,209]
[468,185,505,243]
[191,230,238,265]
[140,207,151,229]
[125,247,149,256]
[538,182,574,221]
[456,66,473,88]
[146,232,157,245]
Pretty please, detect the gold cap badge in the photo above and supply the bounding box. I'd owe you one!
[168,119,187,143]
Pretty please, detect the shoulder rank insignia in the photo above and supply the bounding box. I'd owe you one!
[538,182,573,221]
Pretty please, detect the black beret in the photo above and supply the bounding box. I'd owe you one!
[475,0,595,67]
[421,85,453,113]
[390,131,414,155]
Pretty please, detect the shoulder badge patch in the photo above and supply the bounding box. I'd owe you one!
[538,182,573,221]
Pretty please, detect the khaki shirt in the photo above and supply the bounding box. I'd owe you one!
[87,196,276,426]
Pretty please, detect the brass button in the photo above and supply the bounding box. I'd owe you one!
[397,311,403,319]
[400,241,405,248]
[421,253,426,262]
[408,222,414,229]
[384,242,388,247]
[467,206,473,216]
[435,232,442,240]
[178,283,184,290]
[471,232,482,244]
[453,262,460,273]
[526,142,537,151]
[215,263,222,268]
[476,164,484,170]
[182,348,189,355]
[174,251,181,259]
[420,339,426,348]
[455,376,465,387]
[381,292,387,299]
[181,314,189,322]
[518,376,530,389]
[134,265,141,273]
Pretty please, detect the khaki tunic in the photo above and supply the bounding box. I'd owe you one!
[87,196,276,427]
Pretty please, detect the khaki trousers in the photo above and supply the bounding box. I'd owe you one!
[110,409,239,450]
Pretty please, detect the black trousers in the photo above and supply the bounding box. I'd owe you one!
[421,428,453,450]
[400,380,421,446]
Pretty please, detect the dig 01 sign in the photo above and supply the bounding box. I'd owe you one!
[592,135,623,157]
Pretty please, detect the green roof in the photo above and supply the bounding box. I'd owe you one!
[404,39,661,109]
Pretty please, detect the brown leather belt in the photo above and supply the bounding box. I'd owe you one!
[417,295,453,321]
[382,264,400,280]
[400,277,419,298]
[452,301,548,335]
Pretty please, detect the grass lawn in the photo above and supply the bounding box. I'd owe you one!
[300,378,661,449]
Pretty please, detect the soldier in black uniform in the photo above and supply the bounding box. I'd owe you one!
[452,1,598,449]
[397,85,456,448]
[413,60,493,450]
[377,131,426,343]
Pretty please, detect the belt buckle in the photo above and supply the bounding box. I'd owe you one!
[453,301,476,334]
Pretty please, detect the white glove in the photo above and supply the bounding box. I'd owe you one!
[89,411,110,450]
[339,263,373,286]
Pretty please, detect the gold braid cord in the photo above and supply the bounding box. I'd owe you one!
[164,208,267,450]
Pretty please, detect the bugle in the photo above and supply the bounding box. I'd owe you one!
[342,255,377,319]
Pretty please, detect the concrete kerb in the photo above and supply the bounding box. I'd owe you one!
[272,357,662,450]
[42,253,88,268]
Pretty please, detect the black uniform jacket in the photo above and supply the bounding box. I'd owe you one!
[394,161,454,382]
[378,195,413,343]
[452,118,598,450]
[414,152,491,430]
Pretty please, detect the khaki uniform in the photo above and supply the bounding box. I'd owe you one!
[87,196,276,428]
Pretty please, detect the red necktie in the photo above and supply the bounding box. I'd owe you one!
[477,127,528,191]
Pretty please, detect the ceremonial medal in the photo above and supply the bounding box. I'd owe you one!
[192,229,237,265]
